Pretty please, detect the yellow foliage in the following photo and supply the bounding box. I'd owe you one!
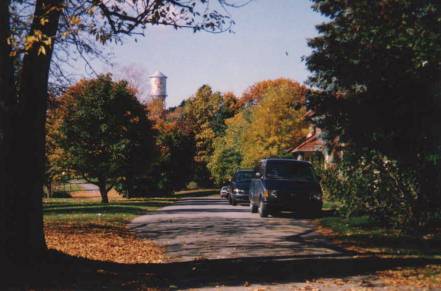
[216,79,309,169]
[182,85,226,163]
[224,110,251,152]
[241,82,308,166]
[208,79,309,183]
[24,29,53,55]
[69,16,82,26]
[40,17,49,26]
[38,46,46,55]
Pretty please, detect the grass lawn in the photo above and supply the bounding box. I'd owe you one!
[316,210,441,288]
[43,189,217,264]
[44,188,218,224]
[44,196,176,225]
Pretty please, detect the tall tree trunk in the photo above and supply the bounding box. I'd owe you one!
[98,180,110,204]
[46,182,53,198]
[0,0,63,263]
[0,0,19,263]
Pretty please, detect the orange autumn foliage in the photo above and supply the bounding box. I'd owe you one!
[239,78,304,106]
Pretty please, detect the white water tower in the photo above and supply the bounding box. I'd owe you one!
[149,71,167,100]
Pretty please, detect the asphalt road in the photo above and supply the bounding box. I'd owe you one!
[129,195,345,263]
[128,196,426,290]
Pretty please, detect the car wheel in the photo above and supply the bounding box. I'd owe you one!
[250,201,258,213]
[231,196,237,206]
[258,199,268,217]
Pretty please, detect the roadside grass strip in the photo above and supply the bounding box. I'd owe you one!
[317,214,441,288]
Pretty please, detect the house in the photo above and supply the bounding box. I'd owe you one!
[290,112,342,167]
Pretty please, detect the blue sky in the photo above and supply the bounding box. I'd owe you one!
[82,0,326,107]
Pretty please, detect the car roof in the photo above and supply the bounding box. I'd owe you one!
[235,169,254,172]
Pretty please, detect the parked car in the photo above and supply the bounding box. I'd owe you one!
[219,186,230,199]
[249,158,322,217]
[229,169,254,205]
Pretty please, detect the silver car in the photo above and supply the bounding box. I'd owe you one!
[219,186,230,199]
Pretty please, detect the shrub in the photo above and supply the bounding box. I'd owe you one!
[317,150,435,231]
[186,181,199,190]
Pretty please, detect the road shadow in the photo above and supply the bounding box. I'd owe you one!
[268,208,336,219]
[4,251,441,289]
[157,207,250,214]
[130,197,346,262]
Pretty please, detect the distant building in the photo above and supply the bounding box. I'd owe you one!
[290,111,342,167]
[149,71,167,100]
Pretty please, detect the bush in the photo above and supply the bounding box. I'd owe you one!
[317,150,437,231]
[186,181,199,190]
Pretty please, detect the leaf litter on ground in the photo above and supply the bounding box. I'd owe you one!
[45,222,165,264]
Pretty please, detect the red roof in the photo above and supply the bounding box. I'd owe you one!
[303,110,315,119]
[291,135,325,153]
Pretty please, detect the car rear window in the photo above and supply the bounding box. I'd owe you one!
[266,161,316,181]
[235,171,254,182]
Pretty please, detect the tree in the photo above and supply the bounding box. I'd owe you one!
[239,78,301,106]
[208,108,251,183]
[45,96,67,197]
[152,128,196,193]
[241,81,308,166]
[144,99,196,194]
[183,85,238,185]
[146,97,167,130]
[211,92,240,136]
[208,79,308,182]
[56,75,155,203]
[0,0,246,262]
[208,138,242,185]
[305,0,441,229]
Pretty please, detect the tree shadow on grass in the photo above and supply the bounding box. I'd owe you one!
[51,190,72,198]
[317,212,441,257]
[328,232,441,257]
[43,190,218,219]
[139,189,218,199]
[4,251,441,290]
[44,200,175,217]
[269,210,441,259]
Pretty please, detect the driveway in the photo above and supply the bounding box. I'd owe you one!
[129,195,346,262]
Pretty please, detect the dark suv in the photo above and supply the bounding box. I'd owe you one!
[249,158,322,217]
[229,169,254,206]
